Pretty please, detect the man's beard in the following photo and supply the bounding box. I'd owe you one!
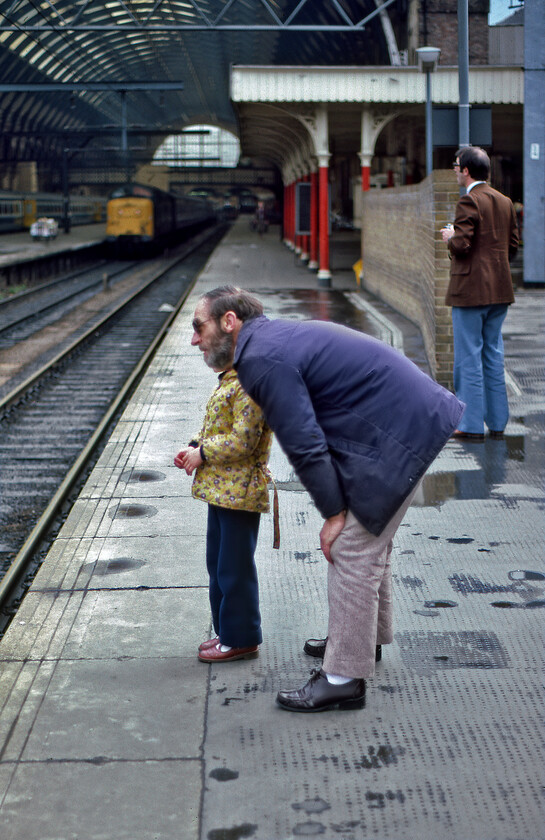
[205,329,235,371]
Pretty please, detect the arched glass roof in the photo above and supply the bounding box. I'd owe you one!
[154,126,240,167]
[0,1,406,175]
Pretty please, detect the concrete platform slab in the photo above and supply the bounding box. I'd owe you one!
[0,760,201,840]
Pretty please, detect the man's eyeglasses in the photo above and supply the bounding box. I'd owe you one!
[453,161,460,169]
[192,317,212,334]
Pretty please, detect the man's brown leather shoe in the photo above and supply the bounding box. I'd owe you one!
[276,669,365,712]
[304,636,382,662]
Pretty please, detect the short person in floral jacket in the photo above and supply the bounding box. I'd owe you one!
[174,297,272,663]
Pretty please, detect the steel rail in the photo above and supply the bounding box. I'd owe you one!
[0,232,210,608]
[0,262,138,337]
[0,260,107,311]
[0,228,217,413]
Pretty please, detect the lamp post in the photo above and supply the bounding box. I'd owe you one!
[416,46,441,177]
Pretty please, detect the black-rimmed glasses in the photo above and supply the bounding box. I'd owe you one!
[192,317,212,334]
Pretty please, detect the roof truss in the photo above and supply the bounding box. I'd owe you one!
[0,0,397,32]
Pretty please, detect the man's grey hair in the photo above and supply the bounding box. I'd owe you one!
[201,286,264,323]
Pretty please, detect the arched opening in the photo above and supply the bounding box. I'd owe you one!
[153,125,240,168]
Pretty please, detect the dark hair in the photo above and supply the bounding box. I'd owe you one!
[456,146,490,181]
[201,285,264,322]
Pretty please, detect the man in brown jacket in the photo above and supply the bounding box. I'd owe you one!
[441,146,519,440]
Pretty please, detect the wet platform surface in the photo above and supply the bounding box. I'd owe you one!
[0,217,543,839]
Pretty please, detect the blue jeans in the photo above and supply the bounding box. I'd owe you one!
[206,505,262,648]
[452,304,509,434]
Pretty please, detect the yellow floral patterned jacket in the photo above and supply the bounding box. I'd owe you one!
[191,369,273,512]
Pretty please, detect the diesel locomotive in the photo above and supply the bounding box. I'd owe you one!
[105,183,216,254]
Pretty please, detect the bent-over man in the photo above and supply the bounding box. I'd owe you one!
[190,286,464,712]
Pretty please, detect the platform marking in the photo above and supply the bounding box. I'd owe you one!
[344,291,404,352]
[504,369,523,397]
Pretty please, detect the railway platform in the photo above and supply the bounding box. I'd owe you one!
[0,216,543,840]
[0,224,106,287]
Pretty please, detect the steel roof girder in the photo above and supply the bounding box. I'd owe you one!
[0,0,398,31]
[0,82,185,92]
[0,24,369,32]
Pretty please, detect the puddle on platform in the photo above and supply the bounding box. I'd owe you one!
[413,430,541,507]
[108,503,158,518]
[292,822,326,836]
[207,824,257,840]
[261,288,383,340]
[97,557,146,574]
[79,556,146,576]
[508,569,545,581]
[119,469,166,483]
[209,767,239,782]
[292,798,331,815]
[491,599,545,609]
[396,630,509,673]
[423,600,458,608]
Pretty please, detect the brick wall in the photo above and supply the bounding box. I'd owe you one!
[414,0,489,66]
[360,170,459,387]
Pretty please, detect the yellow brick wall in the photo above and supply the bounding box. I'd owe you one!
[361,170,459,387]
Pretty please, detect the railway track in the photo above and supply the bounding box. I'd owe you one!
[0,258,134,342]
[0,223,226,631]
[0,257,169,401]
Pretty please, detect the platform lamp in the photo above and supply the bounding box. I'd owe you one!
[416,46,441,176]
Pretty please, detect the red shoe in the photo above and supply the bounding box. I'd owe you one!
[198,636,219,652]
[198,644,259,663]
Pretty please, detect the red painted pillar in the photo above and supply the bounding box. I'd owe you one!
[361,165,371,192]
[309,170,319,270]
[283,183,289,244]
[317,159,330,285]
[295,178,302,255]
[290,181,295,249]
[285,182,295,249]
[300,175,310,262]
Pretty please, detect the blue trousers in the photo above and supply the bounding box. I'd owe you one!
[452,304,509,434]
[206,504,262,648]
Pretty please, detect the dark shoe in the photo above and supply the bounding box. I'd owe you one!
[304,636,382,663]
[276,668,365,713]
[198,644,258,663]
[451,430,485,441]
[489,430,505,439]
[198,636,219,652]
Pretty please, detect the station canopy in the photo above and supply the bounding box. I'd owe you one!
[0,1,406,174]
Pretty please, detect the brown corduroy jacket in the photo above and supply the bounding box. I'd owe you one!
[445,182,519,307]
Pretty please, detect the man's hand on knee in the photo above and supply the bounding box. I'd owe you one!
[320,512,347,564]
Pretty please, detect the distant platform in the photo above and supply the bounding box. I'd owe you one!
[0,224,106,270]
